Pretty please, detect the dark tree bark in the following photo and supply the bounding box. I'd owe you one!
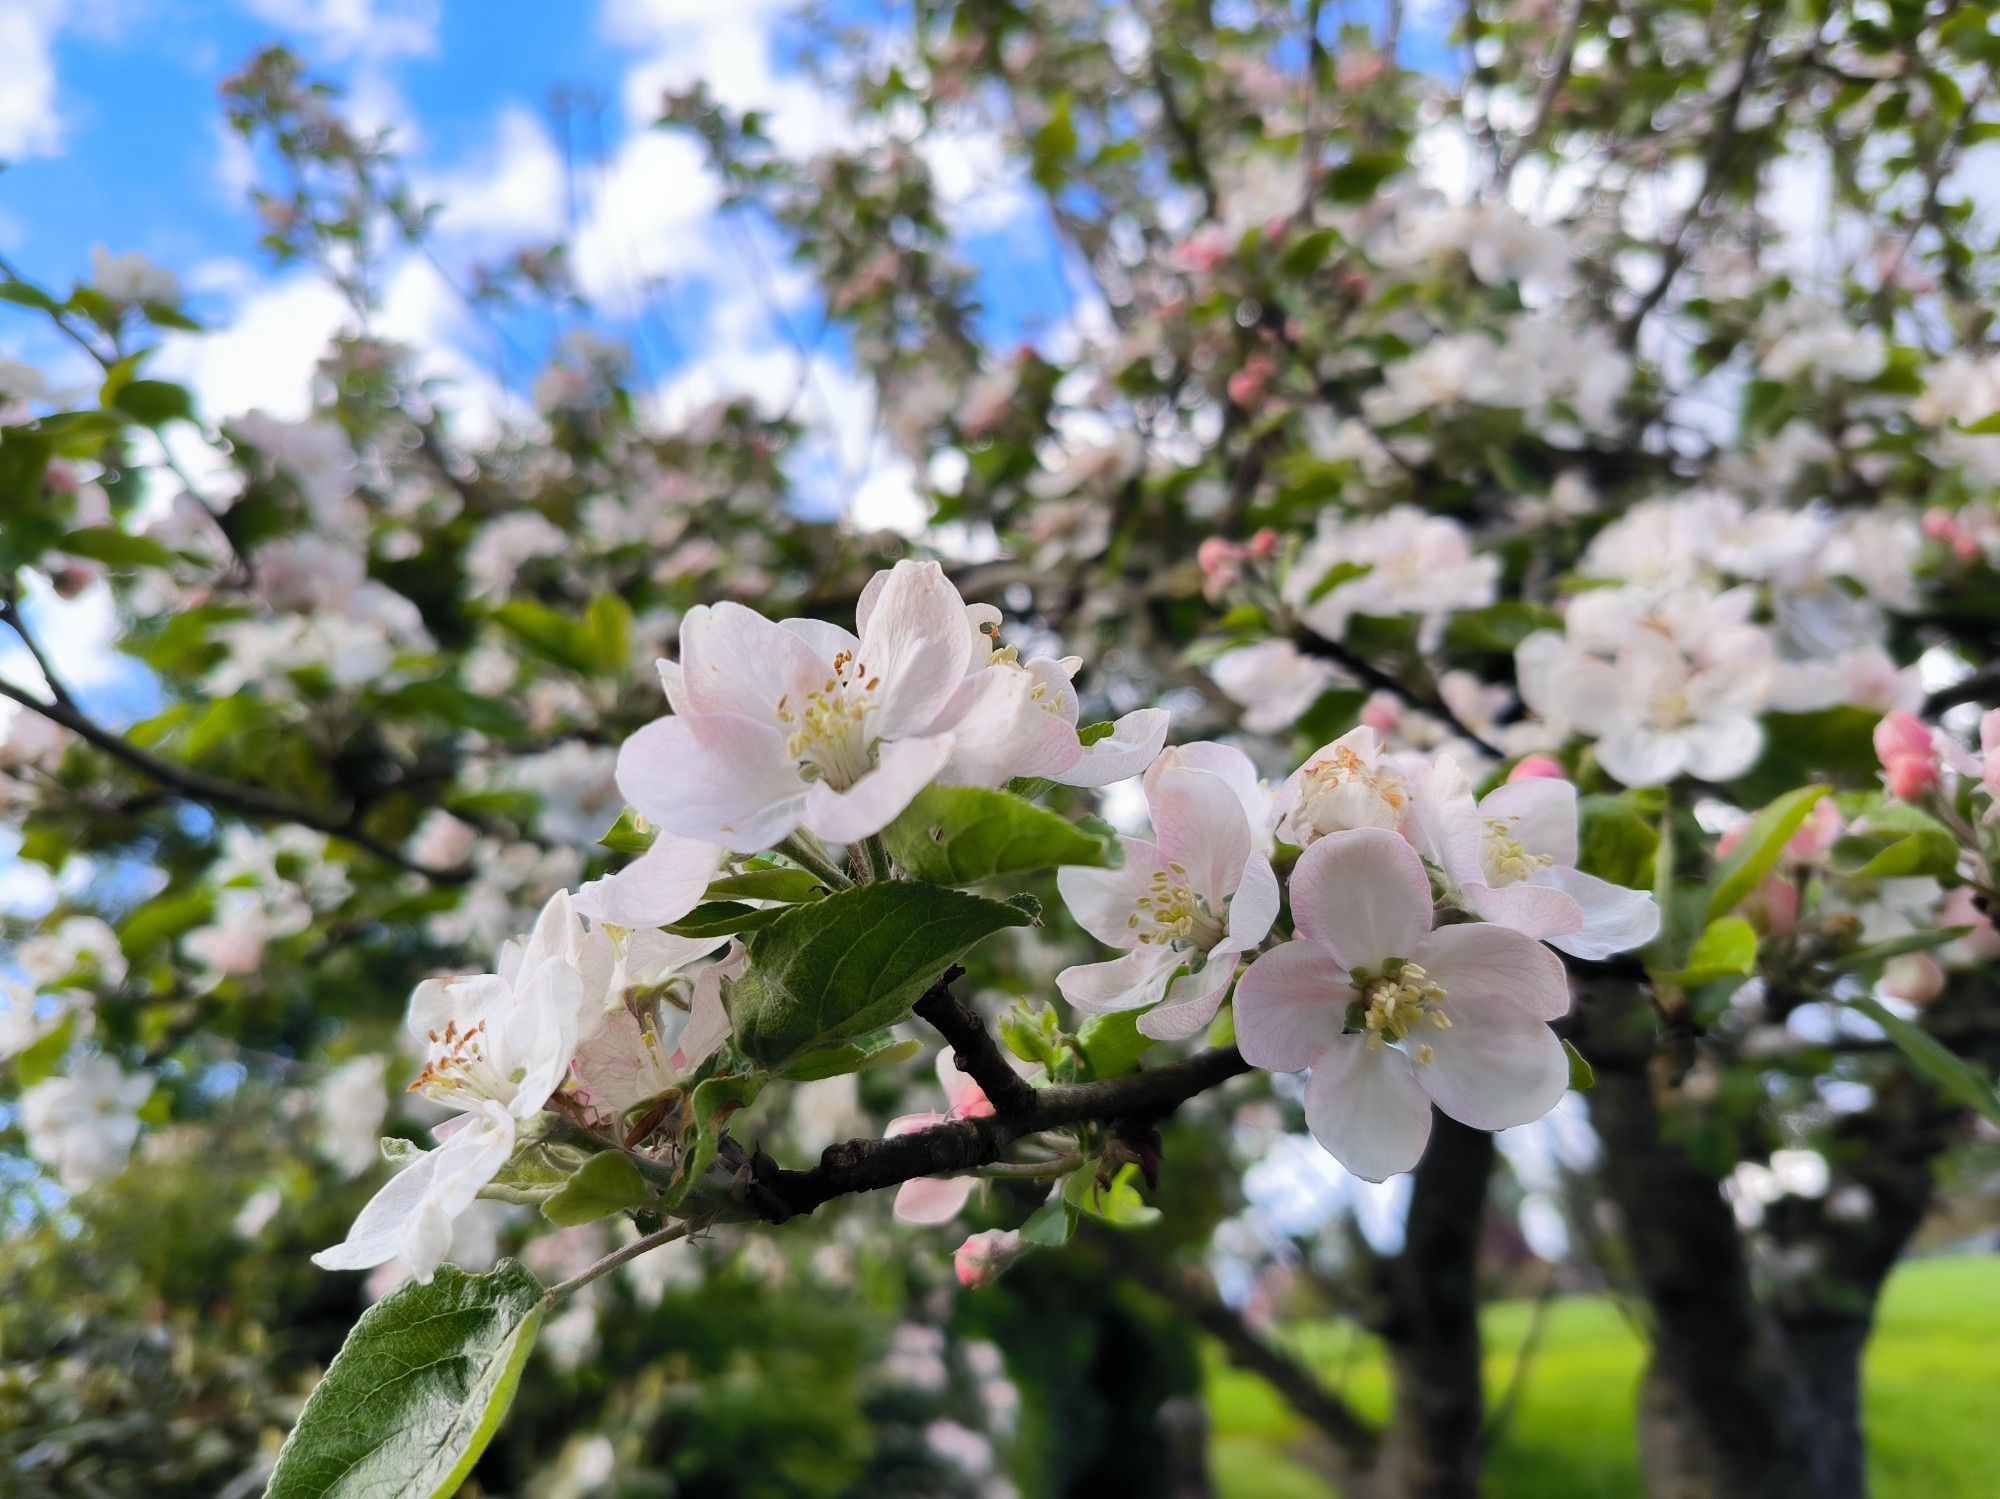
[1369,1114,1496,1499]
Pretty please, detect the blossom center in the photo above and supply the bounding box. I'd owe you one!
[1294,745,1410,835]
[412,1015,522,1105]
[1128,865,1226,951]
[777,650,881,790]
[1351,959,1450,1063]
[1481,814,1555,886]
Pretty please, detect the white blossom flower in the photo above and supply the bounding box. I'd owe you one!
[1234,829,1570,1179]
[1056,745,1279,1038]
[313,892,607,1281]
[616,559,974,850]
[1271,726,1413,846]
[90,246,179,306]
[1406,756,1660,959]
[568,933,743,1123]
[20,1055,153,1191]
[315,1056,391,1180]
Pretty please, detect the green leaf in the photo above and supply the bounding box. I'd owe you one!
[1831,812,1962,881]
[1846,995,2000,1127]
[1563,1040,1596,1092]
[55,526,179,570]
[492,600,602,675]
[883,785,1106,886]
[778,1034,923,1082]
[1324,150,1404,202]
[109,378,194,427]
[666,901,795,939]
[541,1152,650,1226]
[584,592,633,671]
[670,1071,767,1206]
[11,1012,75,1088]
[1278,227,1339,277]
[1660,914,1759,986]
[1577,795,1661,891]
[1955,411,2000,436]
[265,1260,545,1499]
[704,868,829,903]
[1062,1162,1160,1229]
[1076,1010,1155,1080]
[727,882,1033,1067]
[377,679,523,737]
[1821,926,1973,975]
[598,807,657,855]
[1019,1196,1076,1247]
[1706,785,1828,922]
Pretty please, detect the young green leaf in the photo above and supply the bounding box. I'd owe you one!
[1706,784,1828,922]
[1660,914,1759,987]
[727,882,1033,1067]
[265,1260,546,1499]
[883,784,1106,886]
[1847,995,2000,1127]
[541,1152,651,1226]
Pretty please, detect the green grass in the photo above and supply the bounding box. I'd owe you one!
[1209,1254,2000,1499]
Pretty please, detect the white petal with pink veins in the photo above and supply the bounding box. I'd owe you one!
[573,834,724,928]
[1058,707,1171,787]
[1148,765,1254,907]
[1289,827,1432,972]
[803,734,955,844]
[1304,1036,1433,1181]
[1056,842,1175,948]
[1056,947,1179,1014]
[616,712,806,851]
[1233,940,1351,1073]
[1463,878,1585,940]
[1137,954,1238,1040]
[1542,867,1662,959]
[678,602,826,725]
[1412,921,1571,1022]
[857,561,975,740]
[1413,991,1570,1132]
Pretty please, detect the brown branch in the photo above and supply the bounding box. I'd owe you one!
[0,678,467,883]
[1291,624,1504,758]
[741,1044,1252,1221]
[911,966,1038,1116]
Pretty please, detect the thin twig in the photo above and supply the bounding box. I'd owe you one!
[1290,624,1504,758]
[544,1221,692,1304]
[912,967,1039,1117]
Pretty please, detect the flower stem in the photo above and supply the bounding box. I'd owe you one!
[777,833,853,890]
[856,833,894,884]
[544,1221,692,1305]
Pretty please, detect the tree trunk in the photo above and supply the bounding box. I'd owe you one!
[1369,1113,1495,1499]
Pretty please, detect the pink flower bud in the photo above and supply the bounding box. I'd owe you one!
[1247,527,1280,558]
[1508,754,1565,782]
[1360,693,1401,734]
[1884,754,1937,801]
[1882,952,1946,1006]
[1942,887,2000,960]
[1874,713,1937,799]
[953,1229,1022,1288]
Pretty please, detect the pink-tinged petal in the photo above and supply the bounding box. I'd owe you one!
[1056,948,1178,1014]
[894,1173,976,1226]
[1303,1036,1433,1181]
[1289,827,1433,971]
[887,1110,948,1138]
[1057,842,1173,947]
[675,947,741,1072]
[1540,867,1661,960]
[1234,940,1352,1073]
[657,658,689,715]
[1412,922,1571,1022]
[1138,955,1236,1040]
[617,713,805,852]
[1057,707,1171,788]
[573,834,724,928]
[1463,880,1585,940]
[858,561,974,740]
[1222,853,1280,952]
[780,617,861,665]
[936,668,1082,787]
[1147,741,1269,839]
[803,734,953,844]
[679,602,825,725]
[1403,755,1482,885]
[1414,1000,1569,1132]
[1478,776,1579,866]
[1149,766,1254,907]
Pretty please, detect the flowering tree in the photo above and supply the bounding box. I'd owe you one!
[4,6,2000,1499]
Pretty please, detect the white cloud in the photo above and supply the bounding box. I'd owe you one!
[0,0,65,160]
[242,0,440,62]
[426,106,566,244]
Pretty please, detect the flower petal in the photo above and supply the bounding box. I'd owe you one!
[1541,867,1662,960]
[1414,997,1569,1132]
[1056,947,1178,1014]
[1057,707,1171,787]
[616,713,805,852]
[1148,765,1254,907]
[894,1173,976,1225]
[857,561,974,740]
[1413,921,1571,1022]
[1303,1036,1433,1181]
[1056,841,1173,948]
[1479,776,1579,866]
[1222,852,1280,952]
[679,602,826,726]
[1680,715,1765,782]
[311,1110,514,1280]
[573,834,724,928]
[1233,940,1351,1073]
[1463,879,1585,940]
[1138,955,1237,1040]
[803,734,953,844]
[1289,826,1433,971]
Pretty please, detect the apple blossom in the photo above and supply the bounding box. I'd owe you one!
[1234,828,1571,1180]
[1271,726,1412,846]
[569,933,744,1124]
[313,891,607,1280]
[1874,712,1939,801]
[616,559,973,850]
[953,1229,1024,1288]
[1056,745,1279,1039]
[19,1055,154,1192]
[1406,756,1660,960]
[891,1053,997,1225]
